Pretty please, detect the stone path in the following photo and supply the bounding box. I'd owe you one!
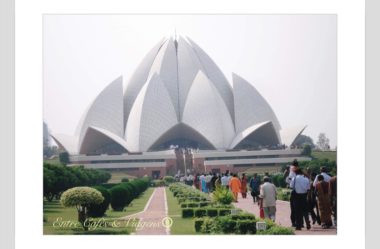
[233,193,337,235]
[119,187,170,235]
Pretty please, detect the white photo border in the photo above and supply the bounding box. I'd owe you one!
[15,1,364,248]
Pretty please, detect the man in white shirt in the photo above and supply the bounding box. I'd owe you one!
[287,160,299,227]
[313,167,332,187]
[221,174,229,188]
[260,176,277,221]
[290,169,311,230]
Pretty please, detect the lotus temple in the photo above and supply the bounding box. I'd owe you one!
[51,36,310,178]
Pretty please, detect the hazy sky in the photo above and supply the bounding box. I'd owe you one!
[43,15,337,148]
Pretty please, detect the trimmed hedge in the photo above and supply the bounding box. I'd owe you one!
[218,217,237,234]
[182,208,194,218]
[194,218,204,232]
[207,209,218,217]
[218,209,232,216]
[195,214,293,235]
[231,213,256,220]
[256,226,294,235]
[109,177,150,211]
[87,186,111,217]
[237,220,256,234]
[110,186,128,211]
[194,209,207,218]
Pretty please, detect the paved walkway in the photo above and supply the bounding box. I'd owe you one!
[119,187,170,235]
[233,193,337,235]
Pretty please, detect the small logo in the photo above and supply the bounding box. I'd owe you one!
[161,217,173,228]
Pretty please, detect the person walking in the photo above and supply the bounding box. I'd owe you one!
[259,176,277,221]
[287,159,299,227]
[200,174,206,193]
[313,166,332,187]
[221,173,229,189]
[229,173,241,202]
[315,175,333,229]
[240,173,248,199]
[290,168,311,230]
[210,173,218,192]
[249,173,260,204]
[307,172,321,225]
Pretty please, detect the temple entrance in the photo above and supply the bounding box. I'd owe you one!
[152,170,161,179]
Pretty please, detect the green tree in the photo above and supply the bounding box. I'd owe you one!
[60,187,104,230]
[302,144,312,157]
[316,133,330,151]
[59,152,70,165]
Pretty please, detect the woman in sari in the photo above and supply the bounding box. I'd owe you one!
[315,175,333,229]
[240,173,248,198]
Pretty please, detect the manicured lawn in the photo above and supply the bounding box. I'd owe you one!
[166,187,198,235]
[312,151,337,161]
[44,157,61,166]
[43,187,154,235]
[107,171,137,183]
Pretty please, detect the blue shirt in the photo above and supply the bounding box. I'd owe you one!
[249,178,260,191]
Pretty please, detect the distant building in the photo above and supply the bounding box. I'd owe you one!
[51,36,309,177]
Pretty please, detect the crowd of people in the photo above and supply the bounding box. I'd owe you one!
[175,159,337,231]
[284,159,337,230]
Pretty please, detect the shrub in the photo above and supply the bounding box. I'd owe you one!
[257,226,294,235]
[110,186,128,211]
[206,208,218,217]
[188,202,200,208]
[200,217,216,234]
[101,183,117,189]
[213,186,234,205]
[87,186,111,217]
[231,213,256,220]
[182,208,194,218]
[199,202,210,207]
[178,198,187,203]
[237,220,256,234]
[152,179,164,187]
[194,209,207,218]
[59,152,70,165]
[194,218,204,232]
[216,216,237,234]
[218,209,232,216]
[181,203,188,208]
[163,176,175,185]
[118,183,134,205]
[263,218,276,229]
[211,203,233,209]
[121,177,129,183]
[60,187,104,230]
[277,188,291,201]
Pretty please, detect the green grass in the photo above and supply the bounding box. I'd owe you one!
[166,187,198,235]
[312,151,337,161]
[44,157,61,166]
[107,171,137,183]
[43,187,154,235]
